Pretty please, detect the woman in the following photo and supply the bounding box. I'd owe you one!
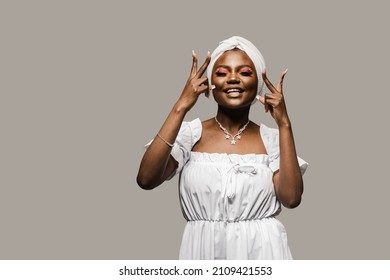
[137,36,308,259]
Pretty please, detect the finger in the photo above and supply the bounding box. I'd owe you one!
[264,98,279,107]
[263,93,278,113]
[196,51,211,78]
[263,92,283,105]
[264,94,269,112]
[192,78,209,93]
[257,95,265,105]
[194,77,208,87]
[206,84,215,98]
[257,95,269,112]
[190,50,198,78]
[261,91,280,100]
[195,84,210,95]
[262,70,278,94]
[202,79,210,98]
[276,69,288,93]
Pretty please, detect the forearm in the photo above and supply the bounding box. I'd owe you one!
[137,103,187,189]
[275,122,303,208]
[137,50,211,189]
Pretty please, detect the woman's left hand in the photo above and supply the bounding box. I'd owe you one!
[258,69,291,127]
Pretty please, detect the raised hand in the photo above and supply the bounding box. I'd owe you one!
[176,51,212,113]
[258,69,290,127]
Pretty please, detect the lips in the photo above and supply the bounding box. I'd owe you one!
[224,87,244,94]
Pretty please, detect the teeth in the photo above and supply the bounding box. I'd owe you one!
[227,89,241,93]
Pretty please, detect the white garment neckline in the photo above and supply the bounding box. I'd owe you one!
[191,151,268,157]
[190,119,270,156]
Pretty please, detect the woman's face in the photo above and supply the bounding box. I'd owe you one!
[211,49,258,109]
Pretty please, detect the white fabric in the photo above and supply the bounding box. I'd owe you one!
[206,36,267,103]
[161,118,308,260]
[144,118,308,259]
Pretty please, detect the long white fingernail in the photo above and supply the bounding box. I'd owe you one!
[255,95,260,100]
[284,68,288,73]
[192,50,196,56]
[211,84,216,90]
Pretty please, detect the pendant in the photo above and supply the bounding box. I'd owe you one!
[215,116,250,146]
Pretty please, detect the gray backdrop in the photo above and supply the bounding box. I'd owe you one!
[1,0,389,259]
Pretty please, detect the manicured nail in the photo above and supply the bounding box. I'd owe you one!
[192,50,196,56]
[255,95,260,100]
[211,84,216,90]
[284,68,288,74]
[207,50,210,56]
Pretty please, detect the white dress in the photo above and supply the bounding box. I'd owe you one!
[150,118,308,260]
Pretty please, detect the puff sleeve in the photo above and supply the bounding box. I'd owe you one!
[260,124,309,175]
[144,118,202,180]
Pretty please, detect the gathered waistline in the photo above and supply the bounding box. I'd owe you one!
[187,216,275,223]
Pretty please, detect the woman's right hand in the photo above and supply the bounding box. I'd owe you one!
[137,51,211,190]
[175,51,212,113]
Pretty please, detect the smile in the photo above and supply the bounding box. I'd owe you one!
[225,87,244,94]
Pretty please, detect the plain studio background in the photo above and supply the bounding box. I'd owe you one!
[1,0,389,259]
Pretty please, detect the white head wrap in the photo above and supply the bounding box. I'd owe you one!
[206,36,266,103]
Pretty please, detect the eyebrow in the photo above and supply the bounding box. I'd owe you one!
[215,64,254,70]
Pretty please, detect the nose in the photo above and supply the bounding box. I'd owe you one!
[227,73,240,84]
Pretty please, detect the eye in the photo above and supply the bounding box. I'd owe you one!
[240,67,253,76]
[215,68,228,76]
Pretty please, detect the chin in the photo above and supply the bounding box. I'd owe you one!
[214,95,254,108]
[219,100,253,109]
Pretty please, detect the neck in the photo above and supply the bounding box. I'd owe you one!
[215,106,250,133]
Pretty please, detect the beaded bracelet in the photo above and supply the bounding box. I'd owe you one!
[157,133,174,148]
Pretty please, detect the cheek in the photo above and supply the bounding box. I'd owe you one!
[245,78,258,90]
[211,75,225,86]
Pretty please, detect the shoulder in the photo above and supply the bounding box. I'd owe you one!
[177,118,202,146]
[182,118,202,130]
[200,118,215,130]
[260,123,279,137]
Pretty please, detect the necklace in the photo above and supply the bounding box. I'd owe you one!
[214,117,250,145]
